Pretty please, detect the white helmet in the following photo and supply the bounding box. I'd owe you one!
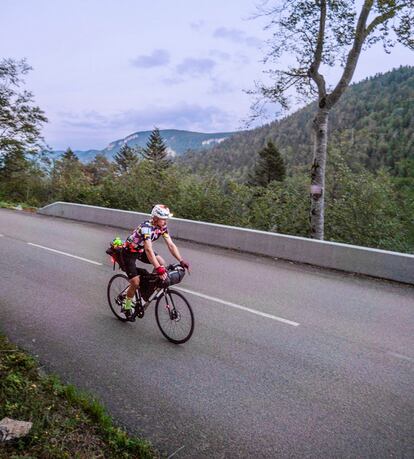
[151,204,172,219]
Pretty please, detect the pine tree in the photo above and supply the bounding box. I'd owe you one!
[142,128,170,168]
[113,144,139,174]
[85,153,112,185]
[61,147,79,162]
[249,140,286,187]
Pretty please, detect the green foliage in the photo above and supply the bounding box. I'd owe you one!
[49,148,99,204]
[113,145,139,174]
[249,140,286,186]
[84,153,113,185]
[247,174,309,235]
[0,58,48,164]
[174,174,235,225]
[2,145,412,253]
[0,58,49,206]
[0,150,48,205]
[324,149,410,252]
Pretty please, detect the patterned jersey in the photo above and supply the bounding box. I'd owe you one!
[124,220,169,253]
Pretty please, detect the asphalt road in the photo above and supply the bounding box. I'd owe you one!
[0,208,413,458]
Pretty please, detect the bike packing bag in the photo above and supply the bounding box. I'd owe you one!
[139,274,159,301]
[105,245,126,271]
[167,266,185,286]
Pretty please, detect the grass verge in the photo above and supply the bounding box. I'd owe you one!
[0,334,156,458]
[0,201,37,212]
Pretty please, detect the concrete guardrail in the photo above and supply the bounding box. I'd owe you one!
[38,202,414,285]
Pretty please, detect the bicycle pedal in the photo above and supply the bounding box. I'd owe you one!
[121,307,134,318]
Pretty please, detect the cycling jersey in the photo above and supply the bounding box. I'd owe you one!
[124,220,169,253]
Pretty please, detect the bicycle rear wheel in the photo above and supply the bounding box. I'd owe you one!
[155,289,194,344]
[107,273,134,321]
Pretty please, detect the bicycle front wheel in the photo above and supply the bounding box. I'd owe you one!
[107,273,131,322]
[155,289,194,344]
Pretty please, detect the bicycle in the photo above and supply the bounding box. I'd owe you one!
[107,263,194,344]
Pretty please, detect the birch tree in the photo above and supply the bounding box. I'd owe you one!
[254,0,413,239]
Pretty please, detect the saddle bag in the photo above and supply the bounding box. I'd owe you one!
[106,239,126,271]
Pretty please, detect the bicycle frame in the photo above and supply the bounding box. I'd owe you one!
[117,284,168,319]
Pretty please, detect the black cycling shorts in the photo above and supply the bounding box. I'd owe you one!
[122,249,157,279]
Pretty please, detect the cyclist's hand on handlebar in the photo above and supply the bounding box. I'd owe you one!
[156,265,168,280]
[180,259,190,273]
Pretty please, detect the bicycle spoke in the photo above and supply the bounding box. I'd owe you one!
[107,274,133,322]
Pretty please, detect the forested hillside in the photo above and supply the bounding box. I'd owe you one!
[181,66,414,180]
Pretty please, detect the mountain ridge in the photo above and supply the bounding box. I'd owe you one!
[51,129,239,163]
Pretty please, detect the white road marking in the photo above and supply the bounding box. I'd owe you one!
[0,234,4,237]
[387,352,414,363]
[167,445,185,459]
[25,241,298,326]
[27,242,103,266]
[176,287,300,327]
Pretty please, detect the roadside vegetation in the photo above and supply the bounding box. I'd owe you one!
[2,141,411,254]
[0,334,156,458]
[0,59,413,255]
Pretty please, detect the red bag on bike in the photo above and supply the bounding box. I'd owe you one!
[106,239,126,271]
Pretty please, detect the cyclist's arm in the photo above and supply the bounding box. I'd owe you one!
[143,239,161,268]
[164,234,183,262]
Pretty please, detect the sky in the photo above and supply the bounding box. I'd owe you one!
[1,0,413,151]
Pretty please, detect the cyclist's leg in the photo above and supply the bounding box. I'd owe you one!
[122,252,141,310]
[138,250,165,269]
[126,275,140,300]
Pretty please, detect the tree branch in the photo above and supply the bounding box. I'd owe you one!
[282,69,308,78]
[307,0,327,99]
[327,0,374,108]
[365,2,409,36]
[314,0,326,70]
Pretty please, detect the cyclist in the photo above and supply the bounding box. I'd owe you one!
[121,204,190,319]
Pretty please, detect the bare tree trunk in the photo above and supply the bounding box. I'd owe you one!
[310,108,329,240]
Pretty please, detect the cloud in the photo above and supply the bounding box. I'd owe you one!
[176,58,216,76]
[160,76,185,86]
[130,49,170,68]
[162,57,218,84]
[59,103,234,137]
[190,20,205,31]
[213,27,261,48]
[209,49,250,65]
[234,52,251,65]
[209,49,231,61]
[208,77,235,95]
